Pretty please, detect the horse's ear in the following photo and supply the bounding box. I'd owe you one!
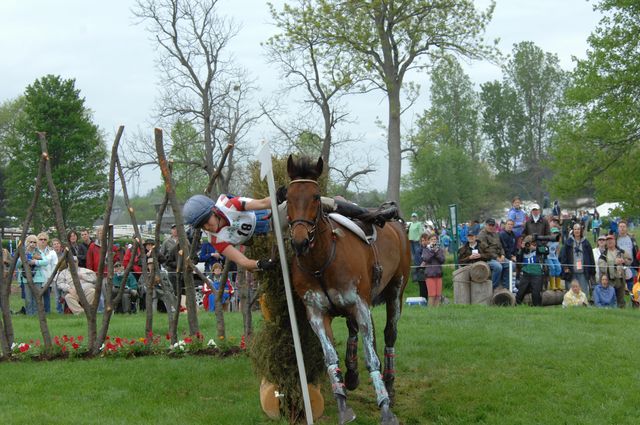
[287,155,295,177]
[316,157,323,175]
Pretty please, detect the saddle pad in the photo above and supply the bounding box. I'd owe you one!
[328,213,376,244]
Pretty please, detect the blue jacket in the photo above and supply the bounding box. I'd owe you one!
[593,285,616,308]
[199,242,222,271]
[17,248,49,284]
[507,207,527,238]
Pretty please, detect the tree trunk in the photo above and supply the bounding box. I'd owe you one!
[214,261,232,339]
[386,83,402,206]
[154,128,199,335]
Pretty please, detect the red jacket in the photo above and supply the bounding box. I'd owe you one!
[86,242,102,274]
[123,247,143,274]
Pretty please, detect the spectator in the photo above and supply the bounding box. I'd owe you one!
[159,224,178,265]
[552,200,561,218]
[562,280,588,307]
[407,213,424,265]
[610,218,618,237]
[632,275,640,308]
[459,222,469,245]
[112,261,138,314]
[499,219,517,288]
[85,228,102,273]
[67,230,81,263]
[597,234,632,308]
[420,234,445,307]
[439,228,452,254]
[546,227,563,291]
[199,236,223,274]
[413,234,430,300]
[17,235,49,315]
[38,232,59,314]
[592,235,607,284]
[515,235,544,306]
[77,229,92,268]
[615,220,638,291]
[123,242,144,282]
[593,274,616,308]
[478,218,508,290]
[591,213,602,243]
[507,196,527,240]
[523,204,551,238]
[458,229,490,265]
[560,223,595,295]
[54,260,96,315]
[52,238,65,260]
[2,247,10,282]
[202,262,235,312]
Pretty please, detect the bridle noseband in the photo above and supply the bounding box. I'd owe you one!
[287,179,322,246]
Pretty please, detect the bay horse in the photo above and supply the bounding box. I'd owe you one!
[286,156,411,425]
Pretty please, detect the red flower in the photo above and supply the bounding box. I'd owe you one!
[165,333,171,340]
[77,335,84,342]
[240,335,246,350]
[115,337,123,347]
[72,342,79,350]
[143,338,148,345]
[184,337,193,344]
[19,344,30,353]
[147,331,153,338]
[61,345,67,352]
[105,342,117,351]
[54,336,60,345]
[195,331,203,340]
[62,335,69,343]
[129,340,136,345]
[69,336,75,343]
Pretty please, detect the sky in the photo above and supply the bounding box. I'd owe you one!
[0,0,603,196]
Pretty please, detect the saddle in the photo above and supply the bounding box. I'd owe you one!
[328,213,377,244]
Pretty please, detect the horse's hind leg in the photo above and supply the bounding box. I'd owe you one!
[383,277,404,406]
[353,297,398,425]
[344,317,359,390]
[306,305,356,424]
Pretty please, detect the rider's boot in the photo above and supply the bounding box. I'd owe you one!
[333,199,398,227]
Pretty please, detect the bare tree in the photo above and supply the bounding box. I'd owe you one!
[130,0,262,195]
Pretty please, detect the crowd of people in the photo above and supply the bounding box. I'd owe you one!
[2,222,239,316]
[409,197,639,308]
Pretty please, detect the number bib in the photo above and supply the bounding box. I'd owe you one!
[212,209,257,246]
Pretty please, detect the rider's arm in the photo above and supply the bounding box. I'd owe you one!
[220,245,260,272]
[244,196,271,211]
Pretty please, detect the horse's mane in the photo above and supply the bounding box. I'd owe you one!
[287,156,322,181]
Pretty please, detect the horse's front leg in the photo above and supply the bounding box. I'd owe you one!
[353,297,398,425]
[304,294,356,424]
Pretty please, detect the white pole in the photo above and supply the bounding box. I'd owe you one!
[258,143,314,425]
[509,260,513,292]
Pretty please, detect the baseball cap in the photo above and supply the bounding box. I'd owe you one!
[411,212,418,217]
[597,235,606,241]
[468,228,479,236]
[605,234,615,240]
[485,218,496,225]
[531,203,540,210]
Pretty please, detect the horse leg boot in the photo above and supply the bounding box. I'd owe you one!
[383,347,396,405]
[332,199,399,228]
[328,364,356,424]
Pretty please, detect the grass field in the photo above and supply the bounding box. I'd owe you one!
[1,278,639,424]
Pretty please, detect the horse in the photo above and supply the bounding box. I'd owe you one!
[285,155,411,425]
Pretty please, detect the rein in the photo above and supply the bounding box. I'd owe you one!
[288,178,339,311]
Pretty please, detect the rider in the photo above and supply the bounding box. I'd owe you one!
[183,193,398,272]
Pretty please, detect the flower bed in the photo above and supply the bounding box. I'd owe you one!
[3,331,244,361]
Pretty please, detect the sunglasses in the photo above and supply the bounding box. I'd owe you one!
[39,238,48,241]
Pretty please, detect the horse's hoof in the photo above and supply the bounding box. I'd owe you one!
[339,406,356,424]
[345,369,360,390]
[380,402,398,425]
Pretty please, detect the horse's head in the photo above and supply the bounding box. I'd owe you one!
[286,155,323,256]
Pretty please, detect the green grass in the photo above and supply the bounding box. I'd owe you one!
[2,279,640,424]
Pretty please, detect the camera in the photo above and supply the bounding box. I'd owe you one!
[533,233,560,243]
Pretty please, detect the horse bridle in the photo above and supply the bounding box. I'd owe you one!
[287,179,323,246]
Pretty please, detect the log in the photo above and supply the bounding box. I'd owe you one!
[491,287,516,307]
[470,280,493,305]
[453,281,471,305]
[469,262,491,283]
[522,290,564,306]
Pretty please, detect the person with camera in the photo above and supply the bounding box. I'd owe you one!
[523,204,551,239]
[458,229,490,264]
[515,235,545,306]
[420,233,445,307]
[560,223,595,296]
[597,234,632,308]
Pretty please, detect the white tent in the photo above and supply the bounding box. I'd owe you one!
[596,202,621,217]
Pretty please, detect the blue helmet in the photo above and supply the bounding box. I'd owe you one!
[183,194,216,228]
